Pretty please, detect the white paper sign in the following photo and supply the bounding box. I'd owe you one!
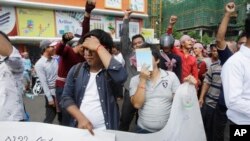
[0,122,115,141]
[135,48,153,71]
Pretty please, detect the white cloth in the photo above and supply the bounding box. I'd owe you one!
[221,44,250,124]
[164,82,206,141]
[80,72,106,130]
[34,56,58,102]
[113,53,125,67]
[0,47,26,121]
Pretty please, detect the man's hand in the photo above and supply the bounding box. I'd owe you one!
[48,100,55,107]
[225,2,235,15]
[139,64,151,81]
[85,0,96,13]
[124,9,132,20]
[82,36,101,51]
[183,75,197,85]
[62,32,74,44]
[198,98,204,108]
[77,118,94,135]
[169,15,178,26]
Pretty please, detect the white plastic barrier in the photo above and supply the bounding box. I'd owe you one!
[0,82,206,141]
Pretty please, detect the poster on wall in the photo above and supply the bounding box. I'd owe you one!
[116,20,140,40]
[141,28,154,43]
[0,6,17,36]
[130,0,145,12]
[90,15,116,39]
[55,11,84,37]
[105,0,122,9]
[16,8,56,37]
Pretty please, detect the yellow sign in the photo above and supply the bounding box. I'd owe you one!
[141,28,154,43]
[17,8,56,37]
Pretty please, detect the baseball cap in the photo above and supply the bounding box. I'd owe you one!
[40,40,58,50]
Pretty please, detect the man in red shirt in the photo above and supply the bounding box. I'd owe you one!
[166,16,198,84]
[55,0,96,126]
[172,34,198,84]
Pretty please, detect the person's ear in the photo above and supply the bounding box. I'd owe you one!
[156,58,160,64]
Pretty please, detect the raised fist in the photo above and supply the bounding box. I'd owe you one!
[169,15,178,25]
[62,32,74,44]
[124,9,133,18]
[225,2,235,14]
[85,0,96,13]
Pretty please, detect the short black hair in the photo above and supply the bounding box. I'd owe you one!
[0,31,11,42]
[132,34,145,43]
[81,29,114,51]
[245,15,250,38]
[237,31,247,42]
[209,44,216,50]
[112,42,121,51]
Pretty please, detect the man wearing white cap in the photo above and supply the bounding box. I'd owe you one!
[35,40,58,123]
[171,34,198,85]
[164,16,198,85]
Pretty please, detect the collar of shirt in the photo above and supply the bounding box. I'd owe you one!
[41,56,53,62]
[240,44,250,59]
[82,62,104,74]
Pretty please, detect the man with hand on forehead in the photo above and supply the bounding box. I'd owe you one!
[55,0,96,126]
[61,29,127,135]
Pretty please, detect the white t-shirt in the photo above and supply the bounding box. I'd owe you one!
[80,72,106,130]
[113,53,125,67]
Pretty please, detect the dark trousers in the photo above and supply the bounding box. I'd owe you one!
[119,89,137,131]
[212,103,228,141]
[201,104,215,141]
[56,87,71,126]
[44,96,57,123]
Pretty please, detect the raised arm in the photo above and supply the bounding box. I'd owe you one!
[120,9,133,56]
[55,32,74,56]
[79,0,96,42]
[0,31,12,57]
[216,2,236,50]
[166,15,177,35]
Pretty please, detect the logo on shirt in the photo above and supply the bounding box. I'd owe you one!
[162,80,168,88]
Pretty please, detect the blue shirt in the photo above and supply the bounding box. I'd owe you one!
[61,57,127,129]
[22,58,32,73]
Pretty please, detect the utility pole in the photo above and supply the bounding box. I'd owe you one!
[150,0,162,38]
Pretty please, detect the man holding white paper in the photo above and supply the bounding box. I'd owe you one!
[130,46,180,133]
